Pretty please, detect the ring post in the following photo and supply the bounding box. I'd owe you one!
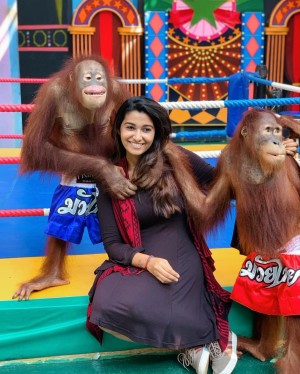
[227,72,249,138]
[253,65,267,100]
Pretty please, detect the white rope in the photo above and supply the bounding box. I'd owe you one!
[160,101,226,110]
[194,150,221,158]
[193,150,300,163]
[120,79,168,84]
[120,77,300,95]
[267,81,300,93]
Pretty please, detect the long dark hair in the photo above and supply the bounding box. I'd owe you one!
[112,96,183,217]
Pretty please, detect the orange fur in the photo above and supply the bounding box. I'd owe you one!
[13,56,132,300]
[204,109,300,372]
[20,55,131,187]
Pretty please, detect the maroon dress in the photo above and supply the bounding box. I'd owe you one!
[88,148,220,349]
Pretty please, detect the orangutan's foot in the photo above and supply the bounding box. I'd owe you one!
[12,275,70,301]
[237,336,276,362]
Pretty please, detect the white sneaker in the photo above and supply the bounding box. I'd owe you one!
[177,346,210,374]
[209,331,238,374]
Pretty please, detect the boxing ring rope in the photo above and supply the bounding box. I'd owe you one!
[0,77,229,84]
[0,78,48,84]
[0,104,33,112]
[0,208,50,217]
[2,72,300,218]
[2,97,300,113]
[0,134,23,139]
[248,75,300,94]
[0,157,20,164]
[2,74,300,93]
[2,73,300,92]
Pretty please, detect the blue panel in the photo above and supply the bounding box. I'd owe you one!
[144,11,168,102]
[200,158,236,249]
[1,165,104,258]
[241,12,265,71]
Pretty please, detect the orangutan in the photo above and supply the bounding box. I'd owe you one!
[12,55,136,300]
[198,109,300,374]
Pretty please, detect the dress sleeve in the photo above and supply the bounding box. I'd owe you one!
[179,146,215,187]
[97,190,145,266]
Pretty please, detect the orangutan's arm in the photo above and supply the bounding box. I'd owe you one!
[41,143,137,198]
[286,156,300,195]
[20,81,59,174]
[22,137,136,198]
[20,83,136,198]
[201,152,233,233]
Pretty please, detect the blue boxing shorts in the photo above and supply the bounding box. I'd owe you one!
[45,174,101,244]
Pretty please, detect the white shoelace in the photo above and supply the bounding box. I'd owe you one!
[177,350,194,371]
[207,341,222,358]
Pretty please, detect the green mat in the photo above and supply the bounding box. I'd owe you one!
[0,293,254,361]
[0,353,275,373]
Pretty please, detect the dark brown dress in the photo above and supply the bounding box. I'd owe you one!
[89,148,219,349]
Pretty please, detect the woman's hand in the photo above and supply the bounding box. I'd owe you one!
[147,257,180,284]
[283,138,298,157]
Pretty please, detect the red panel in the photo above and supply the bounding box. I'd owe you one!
[91,15,100,56]
[91,12,122,76]
[111,15,121,77]
[285,14,300,83]
[99,12,113,69]
[285,13,300,111]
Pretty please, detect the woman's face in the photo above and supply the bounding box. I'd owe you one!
[120,110,155,163]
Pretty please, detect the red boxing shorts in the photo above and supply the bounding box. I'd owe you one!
[231,236,300,316]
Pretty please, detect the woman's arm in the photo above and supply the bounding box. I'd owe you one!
[98,190,180,282]
[97,190,144,265]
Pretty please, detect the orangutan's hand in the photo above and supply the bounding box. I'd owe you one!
[283,138,298,157]
[112,165,137,199]
[147,257,180,284]
[102,165,137,200]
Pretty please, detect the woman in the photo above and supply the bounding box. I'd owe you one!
[86,96,238,374]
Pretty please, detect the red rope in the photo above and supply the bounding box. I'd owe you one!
[0,78,48,84]
[0,157,20,164]
[0,104,33,112]
[0,134,23,139]
[0,208,49,217]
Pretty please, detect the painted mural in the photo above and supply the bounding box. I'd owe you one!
[2,1,300,367]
